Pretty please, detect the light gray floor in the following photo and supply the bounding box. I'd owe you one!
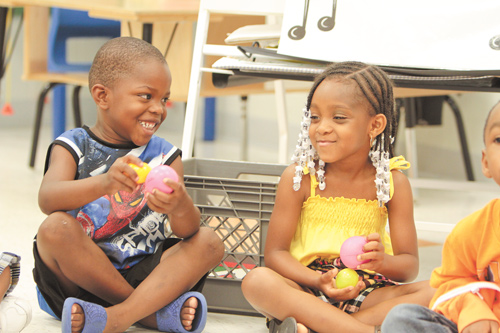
[0,125,497,332]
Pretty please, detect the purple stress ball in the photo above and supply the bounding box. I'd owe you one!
[340,236,369,269]
[144,165,179,194]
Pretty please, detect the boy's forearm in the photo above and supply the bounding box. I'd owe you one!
[39,176,106,214]
[168,204,202,238]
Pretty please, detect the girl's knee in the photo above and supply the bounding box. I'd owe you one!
[242,267,274,296]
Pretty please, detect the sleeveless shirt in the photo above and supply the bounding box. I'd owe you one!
[289,156,410,266]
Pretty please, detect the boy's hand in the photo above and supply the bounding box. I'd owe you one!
[317,269,364,302]
[102,156,144,195]
[357,233,385,272]
[145,178,192,216]
[463,320,499,333]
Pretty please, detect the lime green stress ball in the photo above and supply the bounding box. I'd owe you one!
[335,268,359,289]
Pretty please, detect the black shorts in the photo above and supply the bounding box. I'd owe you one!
[32,237,207,318]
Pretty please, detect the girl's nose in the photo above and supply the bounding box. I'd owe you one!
[317,119,333,134]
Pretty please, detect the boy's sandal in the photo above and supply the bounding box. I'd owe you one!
[61,297,107,333]
[156,291,207,333]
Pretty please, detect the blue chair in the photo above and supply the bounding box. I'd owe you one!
[29,8,120,167]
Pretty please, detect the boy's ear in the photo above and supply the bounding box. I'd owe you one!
[370,114,387,138]
[91,84,109,110]
[481,149,492,178]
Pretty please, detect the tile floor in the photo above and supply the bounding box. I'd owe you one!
[0,125,498,332]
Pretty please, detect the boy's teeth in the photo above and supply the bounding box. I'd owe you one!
[140,121,155,129]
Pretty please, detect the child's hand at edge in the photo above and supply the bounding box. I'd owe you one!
[102,155,144,196]
[463,320,499,333]
[317,269,364,302]
[145,178,192,216]
[357,233,385,273]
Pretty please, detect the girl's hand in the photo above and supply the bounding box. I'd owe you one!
[146,178,191,215]
[102,156,144,195]
[317,269,364,302]
[357,233,386,272]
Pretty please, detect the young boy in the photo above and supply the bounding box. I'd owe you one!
[33,37,224,333]
[382,101,500,333]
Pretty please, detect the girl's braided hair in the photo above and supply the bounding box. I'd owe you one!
[306,61,397,157]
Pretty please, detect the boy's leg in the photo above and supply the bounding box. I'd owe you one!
[36,212,136,306]
[381,304,458,333]
[242,267,376,333]
[101,227,224,331]
[352,280,436,325]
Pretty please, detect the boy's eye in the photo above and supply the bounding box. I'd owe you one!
[139,94,152,100]
[494,137,500,144]
[161,97,169,104]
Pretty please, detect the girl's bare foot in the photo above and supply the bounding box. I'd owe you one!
[180,296,198,331]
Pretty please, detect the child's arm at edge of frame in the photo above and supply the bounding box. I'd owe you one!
[38,144,142,215]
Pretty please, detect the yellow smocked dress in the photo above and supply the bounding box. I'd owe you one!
[289,156,410,313]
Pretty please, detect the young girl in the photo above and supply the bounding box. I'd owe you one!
[242,61,435,333]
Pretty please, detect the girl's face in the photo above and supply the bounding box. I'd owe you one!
[308,78,375,164]
[99,59,171,146]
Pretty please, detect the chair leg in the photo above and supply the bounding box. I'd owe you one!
[444,96,474,181]
[29,82,60,168]
[72,85,82,128]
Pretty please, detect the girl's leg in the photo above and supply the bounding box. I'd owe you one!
[382,304,458,333]
[242,267,375,333]
[353,280,436,325]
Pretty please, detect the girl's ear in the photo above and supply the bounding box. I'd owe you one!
[369,114,387,138]
[91,84,109,110]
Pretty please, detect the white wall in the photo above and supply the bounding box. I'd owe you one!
[1,13,497,183]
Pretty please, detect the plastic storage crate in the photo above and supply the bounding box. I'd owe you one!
[183,158,287,315]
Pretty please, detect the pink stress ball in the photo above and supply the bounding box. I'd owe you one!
[340,236,369,269]
[144,165,179,194]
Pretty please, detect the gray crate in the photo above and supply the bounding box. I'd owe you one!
[183,158,287,316]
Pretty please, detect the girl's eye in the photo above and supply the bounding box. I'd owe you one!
[310,115,319,120]
[494,137,500,144]
[333,115,347,120]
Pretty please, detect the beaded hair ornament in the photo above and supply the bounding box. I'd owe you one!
[291,107,391,207]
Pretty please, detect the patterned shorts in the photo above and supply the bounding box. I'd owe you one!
[307,258,398,314]
[0,252,21,297]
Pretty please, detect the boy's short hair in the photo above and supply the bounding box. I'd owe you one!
[89,37,167,89]
[483,100,500,143]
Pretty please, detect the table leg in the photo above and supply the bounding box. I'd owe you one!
[142,23,153,43]
[0,7,8,80]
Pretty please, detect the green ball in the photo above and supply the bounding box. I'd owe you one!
[336,268,359,289]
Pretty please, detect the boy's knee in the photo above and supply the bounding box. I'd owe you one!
[197,227,224,261]
[37,212,82,246]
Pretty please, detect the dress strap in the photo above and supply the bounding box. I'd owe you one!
[303,166,318,197]
[389,156,410,200]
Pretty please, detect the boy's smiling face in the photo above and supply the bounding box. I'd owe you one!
[96,58,172,146]
[482,103,500,185]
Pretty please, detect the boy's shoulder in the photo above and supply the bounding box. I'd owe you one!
[450,199,500,237]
